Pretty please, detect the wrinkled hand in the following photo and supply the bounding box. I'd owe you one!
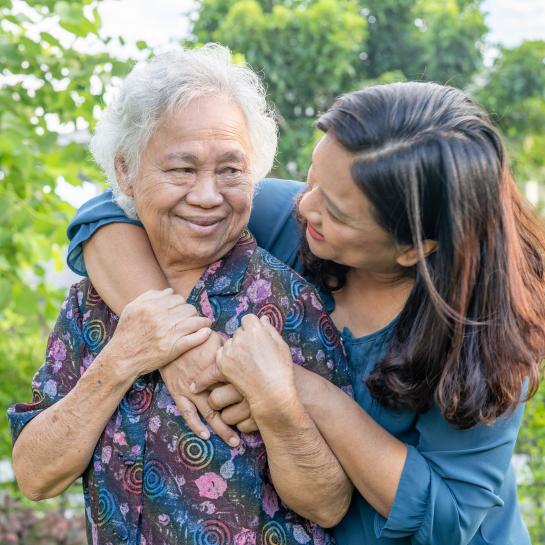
[208,384,258,433]
[105,288,212,380]
[190,314,298,421]
[161,332,241,447]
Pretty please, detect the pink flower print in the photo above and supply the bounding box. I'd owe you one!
[149,415,161,433]
[293,525,311,544]
[200,291,215,320]
[199,501,216,515]
[206,260,223,276]
[241,432,263,448]
[120,503,129,517]
[247,279,272,303]
[49,339,67,363]
[44,379,57,397]
[262,483,279,518]
[194,472,227,500]
[310,523,327,545]
[158,514,170,526]
[234,529,256,545]
[83,353,94,369]
[113,432,127,446]
[310,292,322,310]
[235,296,249,315]
[101,446,112,464]
[290,347,304,365]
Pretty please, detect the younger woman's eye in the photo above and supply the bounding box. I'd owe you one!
[325,208,343,223]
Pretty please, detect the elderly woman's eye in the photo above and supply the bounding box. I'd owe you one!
[221,167,241,175]
[170,167,195,174]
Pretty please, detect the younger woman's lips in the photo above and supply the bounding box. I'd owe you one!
[307,222,325,241]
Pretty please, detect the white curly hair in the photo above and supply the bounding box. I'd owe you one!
[89,44,278,218]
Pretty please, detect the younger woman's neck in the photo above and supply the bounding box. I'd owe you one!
[331,268,413,337]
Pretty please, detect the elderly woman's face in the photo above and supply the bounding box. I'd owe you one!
[126,94,254,268]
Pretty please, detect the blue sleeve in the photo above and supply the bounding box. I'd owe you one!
[250,178,306,271]
[374,403,525,544]
[66,179,305,277]
[66,190,142,276]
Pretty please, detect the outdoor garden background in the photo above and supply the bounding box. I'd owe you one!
[1,0,545,543]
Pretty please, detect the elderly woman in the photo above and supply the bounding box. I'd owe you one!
[8,46,352,545]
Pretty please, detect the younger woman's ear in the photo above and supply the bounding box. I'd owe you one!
[396,240,438,268]
[114,155,134,197]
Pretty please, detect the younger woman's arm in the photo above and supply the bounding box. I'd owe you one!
[83,223,167,314]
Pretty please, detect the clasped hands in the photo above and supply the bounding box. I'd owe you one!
[105,289,299,447]
[162,313,298,447]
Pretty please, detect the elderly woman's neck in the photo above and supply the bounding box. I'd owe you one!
[161,264,207,299]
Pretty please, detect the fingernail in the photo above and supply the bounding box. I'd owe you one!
[228,437,240,447]
[200,431,210,440]
[189,382,197,393]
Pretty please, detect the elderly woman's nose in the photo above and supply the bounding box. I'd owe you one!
[186,176,224,208]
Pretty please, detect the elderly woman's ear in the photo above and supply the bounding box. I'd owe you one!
[114,155,133,197]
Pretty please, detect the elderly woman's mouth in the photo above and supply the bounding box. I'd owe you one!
[179,215,226,235]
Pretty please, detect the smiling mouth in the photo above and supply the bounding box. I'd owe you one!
[307,222,325,241]
[178,216,226,235]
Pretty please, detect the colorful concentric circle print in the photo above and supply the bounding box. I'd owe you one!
[120,384,153,415]
[290,279,306,300]
[122,460,143,495]
[257,303,284,332]
[97,488,116,527]
[86,285,102,307]
[83,319,107,351]
[284,299,305,330]
[318,314,340,350]
[144,459,167,498]
[193,520,232,545]
[238,231,254,246]
[177,432,214,471]
[262,252,289,271]
[261,521,287,545]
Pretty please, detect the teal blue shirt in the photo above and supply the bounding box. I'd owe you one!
[67,178,530,545]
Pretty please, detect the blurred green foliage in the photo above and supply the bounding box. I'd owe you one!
[0,0,123,456]
[1,0,545,542]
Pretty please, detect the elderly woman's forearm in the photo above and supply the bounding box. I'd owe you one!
[84,223,168,314]
[255,398,352,527]
[13,353,134,501]
[295,367,406,518]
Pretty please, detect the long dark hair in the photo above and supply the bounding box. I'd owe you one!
[301,82,545,428]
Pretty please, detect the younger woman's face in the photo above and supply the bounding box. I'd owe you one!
[297,134,406,275]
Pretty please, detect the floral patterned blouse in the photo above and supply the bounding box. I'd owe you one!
[9,231,352,545]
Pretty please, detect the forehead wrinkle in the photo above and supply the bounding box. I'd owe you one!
[165,152,199,163]
[218,151,247,163]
